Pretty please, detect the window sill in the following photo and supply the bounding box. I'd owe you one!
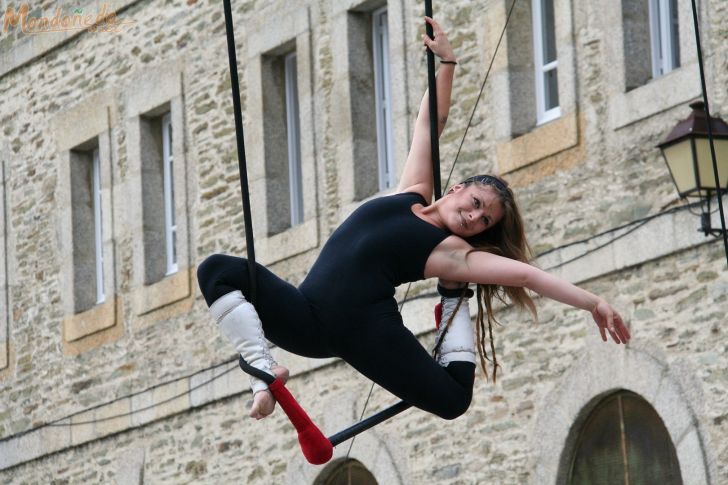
[0,340,7,370]
[133,268,191,316]
[496,111,579,173]
[63,297,117,343]
[609,65,700,129]
[0,342,12,380]
[62,298,123,356]
[257,218,320,265]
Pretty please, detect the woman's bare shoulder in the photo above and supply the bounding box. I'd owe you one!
[396,183,432,205]
[424,235,472,279]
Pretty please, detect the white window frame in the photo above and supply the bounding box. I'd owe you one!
[284,51,304,227]
[162,113,178,276]
[92,148,105,305]
[532,0,561,125]
[649,0,679,78]
[372,6,395,191]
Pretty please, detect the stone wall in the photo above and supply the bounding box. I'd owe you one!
[0,0,726,483]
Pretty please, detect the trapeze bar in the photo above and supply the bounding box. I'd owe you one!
[328,401,412,446]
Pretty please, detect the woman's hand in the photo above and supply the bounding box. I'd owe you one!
[423,16,456,62]
[591,299,631,344]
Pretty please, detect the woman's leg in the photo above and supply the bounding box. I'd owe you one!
[197,253,331,358]
[334,313,475,420]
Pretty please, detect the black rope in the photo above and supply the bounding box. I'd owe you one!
[338,0,518,451]
[3,198,707,445]
[222,0,258,304]
[690,0,728,267]
[444,0,518,189]
[425,0,442,199]
[344,2,446,456]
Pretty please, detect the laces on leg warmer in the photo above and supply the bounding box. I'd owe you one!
[209,290,277,394]
[433,285,476,366]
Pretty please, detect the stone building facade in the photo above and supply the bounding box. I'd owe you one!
[0,0,726,483]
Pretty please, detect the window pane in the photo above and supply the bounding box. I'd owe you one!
[622,395,683,484]
[669,0,680,68]
[93,149,104,304]
[320,460,378,485]
[622,0,653,90]
[541,0,557,63]
[285,52,303,226]
[569,392,683,485]
[570,397,625,485]
[372,7,394,191]
[162,113,177,274]
[544,68,559,110]
[168,120,173,150]
[170,159,176,226]
[172,230,177,265]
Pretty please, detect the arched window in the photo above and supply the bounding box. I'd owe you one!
[568,391,682,485]
[314,458,378,485]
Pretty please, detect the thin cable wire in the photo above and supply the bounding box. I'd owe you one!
[537,198,702,260]
[346,1,518,456]
[0,358,239,443]
[346,284,411,458]
[443,0,518,190]
[4,198,708,445]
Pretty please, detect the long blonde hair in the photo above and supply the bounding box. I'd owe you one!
[433,175,537,383]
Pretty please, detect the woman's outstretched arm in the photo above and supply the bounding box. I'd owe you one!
[431,246,631,344]
[397,16,456,202]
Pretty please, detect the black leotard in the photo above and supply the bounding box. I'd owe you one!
[197,192,475,419]
[300,192,450,320]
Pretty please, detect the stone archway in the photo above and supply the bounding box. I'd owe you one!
[529,341,713,485]
[284,389,409,485]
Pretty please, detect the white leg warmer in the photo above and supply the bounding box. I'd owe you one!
[434,293,476,366]
[209,290,276,395]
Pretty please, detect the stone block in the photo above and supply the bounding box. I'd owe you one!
[39,422,72,457]
[676,428,709,485]
[0,341,6,370]
[652,374,695,446]
[70,409,96,446]
[95,398,132,437]
[190,365,223,408]
[152,378,190,420]
[51,90,113,152]
[123,59,183,117]
[116,447,145,485]
[0,427,42,470]
[130,388,155,428]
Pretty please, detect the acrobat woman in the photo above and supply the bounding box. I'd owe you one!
[197,17,630,421]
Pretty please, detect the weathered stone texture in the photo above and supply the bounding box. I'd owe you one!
[0,0,726,482]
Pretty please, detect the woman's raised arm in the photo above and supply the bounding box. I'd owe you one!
[397,17,457,202]
[433,247,631,344]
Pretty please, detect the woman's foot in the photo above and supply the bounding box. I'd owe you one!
[249,365,289,420]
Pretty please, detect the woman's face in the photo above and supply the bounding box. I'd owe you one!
[443,184,505,238]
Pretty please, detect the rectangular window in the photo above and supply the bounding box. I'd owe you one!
[140,109,177,284]
[92,148,105,304]
[70,141,103,312]
[284,52,304,227]
[372,6,395,191]
[161,113,177,276]
[532,0,560,124]
[649,0,680,78]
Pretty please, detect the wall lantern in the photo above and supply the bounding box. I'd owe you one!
[658,101,728,236]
